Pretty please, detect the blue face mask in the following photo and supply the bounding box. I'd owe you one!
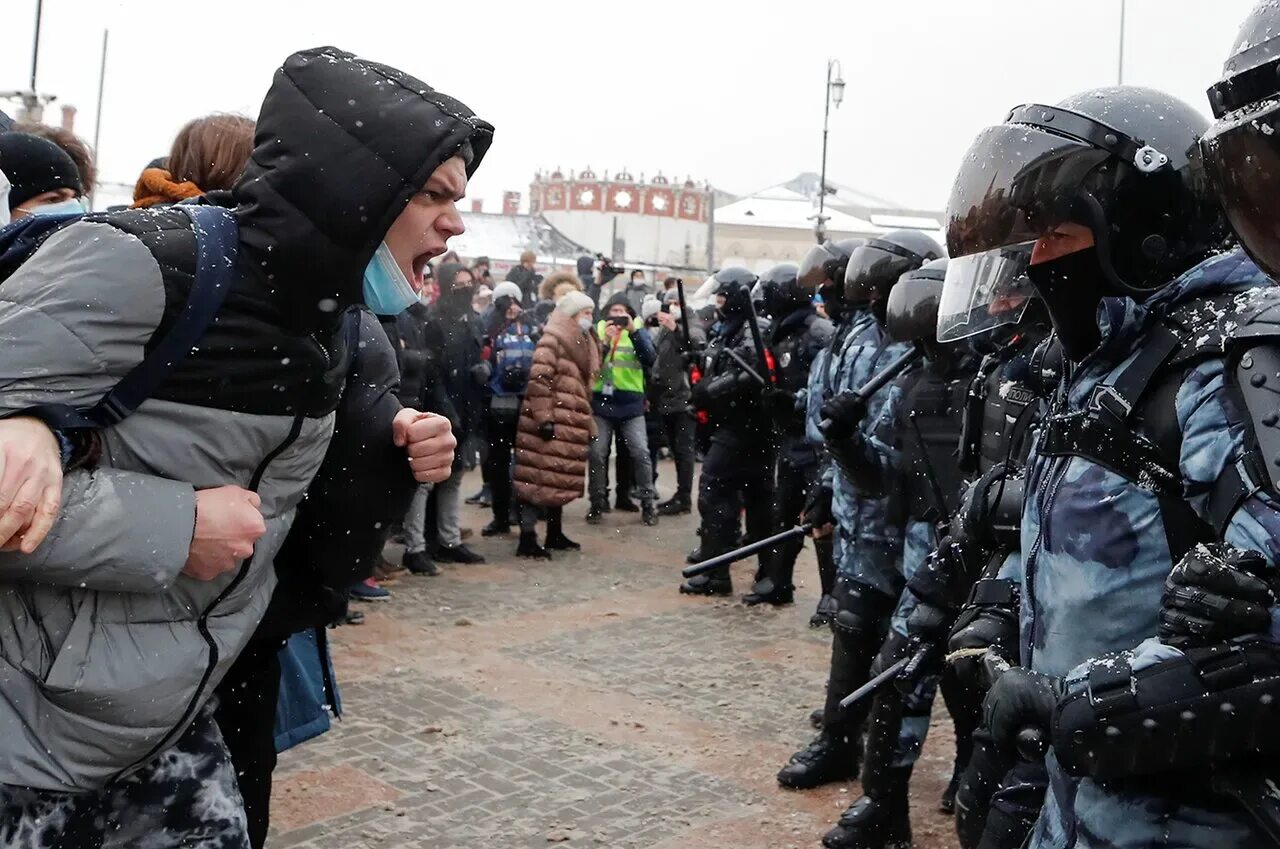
[30,197,87,217]
[362,241,419,315]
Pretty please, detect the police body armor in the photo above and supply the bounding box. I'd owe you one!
[773,312,833,460]
[898,365,971,524]
[697,319,772,444]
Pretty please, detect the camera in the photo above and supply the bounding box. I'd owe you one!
[606,315,632,328]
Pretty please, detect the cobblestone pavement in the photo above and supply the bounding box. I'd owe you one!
[271,466,962,849]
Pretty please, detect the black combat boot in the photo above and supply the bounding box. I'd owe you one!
[741,575,795,606]
[821,767,913,849]
[678,566,732,596]
[516,531,551,560]
[777,631,871,789]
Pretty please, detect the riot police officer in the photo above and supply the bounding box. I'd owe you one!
[942,83,1280,849]
[680,267,777,596]
[817,260,978,849]
[777,231,941,791]
[742,263,834,607]
[798,238,866,628]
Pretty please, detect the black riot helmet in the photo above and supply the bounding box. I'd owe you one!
[939,86,1230,359]
[755,262,809,319]
[885,259,959,363]
[1202,1,1280,279]
[844,230,943,310]
[799,238,864,323]
[712,266,758,320]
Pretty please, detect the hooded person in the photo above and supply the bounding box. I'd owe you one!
[0,45,491,847]
[512,288,600,556]
[0,131,86,218]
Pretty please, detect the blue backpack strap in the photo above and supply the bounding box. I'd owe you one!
[11,205,238,430]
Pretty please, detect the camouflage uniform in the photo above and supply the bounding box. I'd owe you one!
[826,312,910,599]
[1022,251,1280,849]
[0,706,248,849]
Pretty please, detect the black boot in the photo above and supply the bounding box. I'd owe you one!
[809,707,824,728]
[516,531,551,560]
[657,495,692,516]
[821,767,913,849]
[742,575,795,606]
[481,520,511,537]
[544,530,581,551]
[403,549,440,576]
[641,500,659,527]
[685,545,703,564]
[778,628,878,789]
[614,496,640,513]
[678,567,732,596]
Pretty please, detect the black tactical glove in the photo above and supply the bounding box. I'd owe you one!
[537,421,555,441]
[819,391,867,440]
[1158,542,1274,649]
[983,667,1062,760]
[950,462,1012,551]
[802,484,834,530]
[949,604,1020,690]
[889,599,952,694]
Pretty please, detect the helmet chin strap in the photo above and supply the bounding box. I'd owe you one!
[1077,192,1164,300]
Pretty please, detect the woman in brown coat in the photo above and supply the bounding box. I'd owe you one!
[513,289,600,557]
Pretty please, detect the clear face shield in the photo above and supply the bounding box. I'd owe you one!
[936,243,1034,342]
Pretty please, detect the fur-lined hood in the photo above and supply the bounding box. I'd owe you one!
[538,269,583,301]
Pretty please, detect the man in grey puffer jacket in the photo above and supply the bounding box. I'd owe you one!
[0,46,491,848]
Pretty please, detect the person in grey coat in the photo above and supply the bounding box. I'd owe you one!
[0,45,490,848]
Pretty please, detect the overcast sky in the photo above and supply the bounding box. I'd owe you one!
[0,0,1257,211]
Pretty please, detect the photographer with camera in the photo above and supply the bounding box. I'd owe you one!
[645,290,703,516]
[476,282,538,536]
[586,293,659,527]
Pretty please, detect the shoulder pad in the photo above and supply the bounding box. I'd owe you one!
[1235,339,1280,502]
[1167,286,1280,366]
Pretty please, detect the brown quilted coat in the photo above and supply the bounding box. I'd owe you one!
[513,311,601,506]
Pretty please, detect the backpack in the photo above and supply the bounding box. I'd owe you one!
[0,205,239,431]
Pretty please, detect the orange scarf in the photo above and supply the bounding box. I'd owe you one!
[132,168,204,208]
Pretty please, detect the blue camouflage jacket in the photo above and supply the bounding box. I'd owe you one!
[827,311,911,593]
[1022,250,1280,849]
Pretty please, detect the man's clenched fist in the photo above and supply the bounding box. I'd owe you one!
[183,486,267,581]
[393,410,456,484]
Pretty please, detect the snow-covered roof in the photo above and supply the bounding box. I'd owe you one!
[448,212,592,264]
[714,174,945,246]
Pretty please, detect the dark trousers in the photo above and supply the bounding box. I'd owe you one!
[483,409,519,526]
[616,432,633,504]
[649,410,696,501]
[763,452,819,588]
[213,639,284,849]
[955,726,1048,849]
[697,438,776,576]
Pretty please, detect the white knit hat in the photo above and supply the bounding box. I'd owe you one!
[492,281,522,302]
[640,295,662,321]
[555,290,596,317]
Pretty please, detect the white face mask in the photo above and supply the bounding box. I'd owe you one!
[668,305,681,320]
[578,317,593,333]
[30,197,87,217]
[0,169,10,227]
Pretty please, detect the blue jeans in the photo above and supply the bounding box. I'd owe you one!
[589,415,654,506]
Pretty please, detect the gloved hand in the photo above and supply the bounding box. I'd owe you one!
[948,605,1020,689]
[802,484,834,531]
[537,421,555,441]
[819,391,867,441]
[1159,542,1273,649]
[469,361,492,386]
[983,667,1062,759]
[950,462,1012,550]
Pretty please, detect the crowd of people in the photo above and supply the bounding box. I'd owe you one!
[4,4,1280,848]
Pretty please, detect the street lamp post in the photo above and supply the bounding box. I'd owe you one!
[814,58,846,244]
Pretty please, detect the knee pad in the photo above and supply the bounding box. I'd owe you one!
[831,576,895,636]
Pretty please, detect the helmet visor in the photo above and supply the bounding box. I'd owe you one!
[945,121,1110,259]
[1201,100,1280,279]
[937,242,1034,342]
[885,278,944,343]
[845,243,912,305]
[799,243,838,290]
